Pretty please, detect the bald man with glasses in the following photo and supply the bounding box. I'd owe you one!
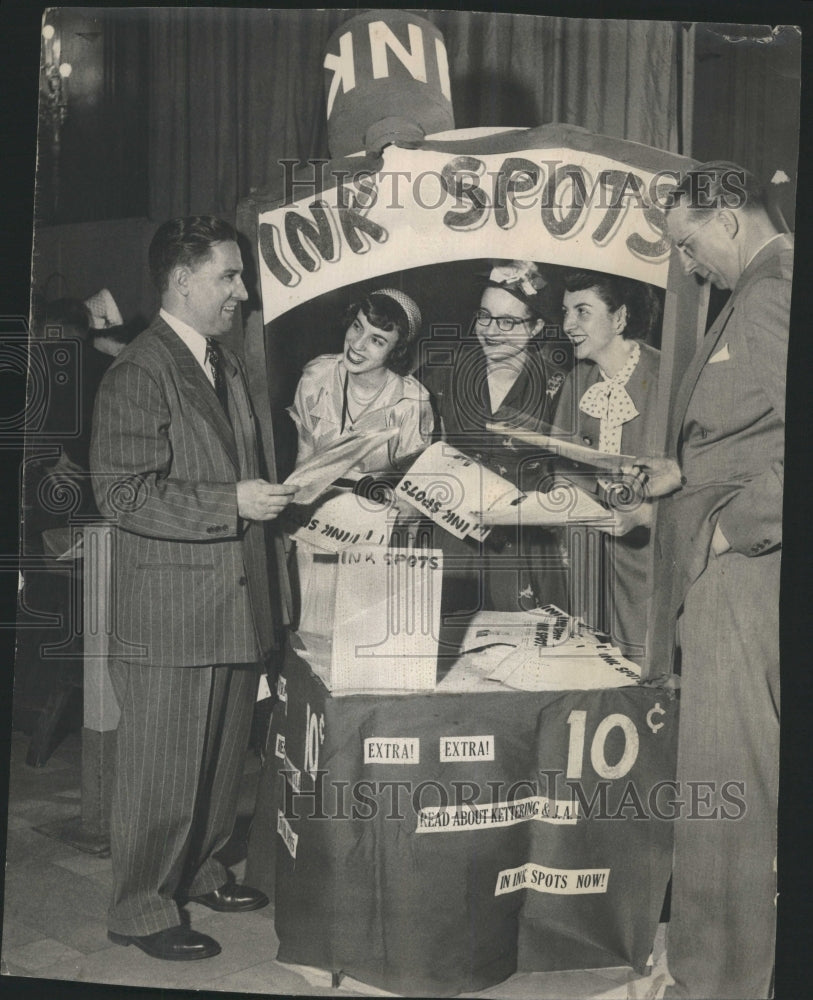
[627,162,792,998]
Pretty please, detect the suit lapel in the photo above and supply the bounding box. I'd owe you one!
[669,234,794,448]
[155,320,241,473]
[222,350,258,479]
[669,299,734,445]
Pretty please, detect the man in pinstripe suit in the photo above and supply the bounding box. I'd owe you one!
[91,217,297,961]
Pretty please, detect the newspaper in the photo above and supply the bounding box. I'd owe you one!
[458,606,573,654]
[438,612,641,692]
[396,441,523,540]
[481,484,611,526]
[487,421,636,473]
[283,427,398,504]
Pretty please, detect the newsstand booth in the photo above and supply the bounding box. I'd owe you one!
[238,10,706,997]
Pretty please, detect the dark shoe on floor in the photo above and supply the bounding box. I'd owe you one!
[107,925,221,961]
[189,877,268,913]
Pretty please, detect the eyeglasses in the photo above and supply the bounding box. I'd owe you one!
[673,213,716,260]
[474,308,532,332]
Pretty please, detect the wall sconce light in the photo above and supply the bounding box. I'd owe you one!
[41,21,72,129]
[41,18,73,215]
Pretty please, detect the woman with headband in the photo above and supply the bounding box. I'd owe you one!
[554,269,662,663]
[288,288,434,631]
[289,288,433,476]
[420,260,568,614]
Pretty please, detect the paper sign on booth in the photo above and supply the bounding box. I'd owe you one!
[417,795,579,833]
[495,864,610,895]
[287,492,394,553]
[439,735,495,761]
[330,547,443,692]
[277,811,299,860]
[364,737,420,764]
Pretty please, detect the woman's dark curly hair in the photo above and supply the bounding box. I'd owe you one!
[342,293,419,376]
[561,270,662,341]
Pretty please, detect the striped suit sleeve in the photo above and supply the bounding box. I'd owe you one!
[90,359,240,540]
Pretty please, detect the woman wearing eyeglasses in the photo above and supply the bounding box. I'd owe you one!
[553,269,662,662]
[419,260,568,615]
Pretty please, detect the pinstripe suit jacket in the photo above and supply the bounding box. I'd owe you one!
[90,316,277,666]
[647,234,792,676]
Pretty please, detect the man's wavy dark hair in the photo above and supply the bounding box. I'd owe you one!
[148,216,238,293]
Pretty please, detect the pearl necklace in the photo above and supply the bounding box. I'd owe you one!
[340,370,389,433]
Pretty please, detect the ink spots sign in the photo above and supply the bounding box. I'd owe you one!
[253,8,683,325]
[256,136,677,325]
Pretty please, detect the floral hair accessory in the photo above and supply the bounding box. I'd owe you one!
[488,260,546,299]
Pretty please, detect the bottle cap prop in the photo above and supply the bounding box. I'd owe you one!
[324,9,455,158]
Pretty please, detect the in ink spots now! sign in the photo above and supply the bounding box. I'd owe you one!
[495,864,610,896]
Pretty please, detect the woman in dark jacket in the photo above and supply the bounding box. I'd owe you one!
[554,268,662,662]
[420,260,568,616]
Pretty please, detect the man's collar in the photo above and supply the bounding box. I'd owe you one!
[743,232,785,272]
[160,308,208,371]
[160,307,205,343]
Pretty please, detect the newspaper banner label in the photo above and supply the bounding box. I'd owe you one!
[283,756,302,793]
[495,864,610,896]
[277,810,299,860]
[417,795,579,833]
[364,737,420,764]
[439,735,495,761]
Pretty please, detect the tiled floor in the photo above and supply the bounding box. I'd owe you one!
[1,729,672,998]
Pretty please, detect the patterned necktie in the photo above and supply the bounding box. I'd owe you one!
[205,338,230,414]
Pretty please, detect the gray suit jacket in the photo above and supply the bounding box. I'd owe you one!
[90,316,279,666]
[647,234,793,676]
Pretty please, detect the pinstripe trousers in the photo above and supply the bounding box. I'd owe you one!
[106,659,258,937]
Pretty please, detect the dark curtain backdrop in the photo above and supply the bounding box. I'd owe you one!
[690,23,801,228]
[147,9,681,220]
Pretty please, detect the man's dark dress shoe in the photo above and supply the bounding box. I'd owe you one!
[107,925,221,960]
[189,879,269,912]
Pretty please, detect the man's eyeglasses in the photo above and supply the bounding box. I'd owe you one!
[474,308,532,332]
[673,213,716,260]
